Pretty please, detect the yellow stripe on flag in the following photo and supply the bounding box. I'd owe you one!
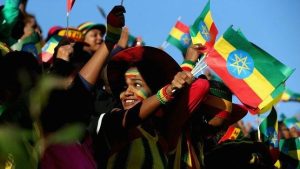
[204,11,213,29]
[214,37,236,60]
[215,37,275,100]
[231,128,241,139]
[170,27,184,41]
[48,43,57,53]
[191,32,206,45]
[244,69,275,100]
[258,92,282,113]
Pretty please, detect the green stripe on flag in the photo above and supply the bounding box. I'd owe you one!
[190,0,210,38]
[167,36,187,53]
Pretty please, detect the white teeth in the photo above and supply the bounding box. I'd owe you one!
[125,100,134,103]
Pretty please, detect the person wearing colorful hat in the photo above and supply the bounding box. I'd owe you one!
[90,44,210,168]
[77,21,106,55]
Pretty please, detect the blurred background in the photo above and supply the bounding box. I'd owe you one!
[1,0,299,126]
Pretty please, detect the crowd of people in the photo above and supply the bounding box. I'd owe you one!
[0,0,299,169]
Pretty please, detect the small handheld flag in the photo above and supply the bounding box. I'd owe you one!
[166,20,191,55]
[190,0,218,51]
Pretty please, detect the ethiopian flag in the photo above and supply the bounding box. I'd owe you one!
[279,138,300,169]
[40,35,62,63]
[259,107,280,163]
[189,0,218,50]
[166,21,191,55]
[205,26,293,113]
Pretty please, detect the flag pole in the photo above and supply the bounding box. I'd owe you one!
[66,12,70,37]
[121,0,124,5]
[177,16,181,21]
[160,41,169,50]
[257,114,261,142]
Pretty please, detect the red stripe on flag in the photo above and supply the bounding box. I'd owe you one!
[206,49,262,108]
[175,21,190,33]
[204,23,218,51]
[67,0,75,12]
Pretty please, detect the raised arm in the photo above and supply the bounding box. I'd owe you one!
[79,5,126,86]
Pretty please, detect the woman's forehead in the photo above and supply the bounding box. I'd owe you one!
[125,67,140,76]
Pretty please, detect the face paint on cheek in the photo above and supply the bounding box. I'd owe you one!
[136,88,149,100]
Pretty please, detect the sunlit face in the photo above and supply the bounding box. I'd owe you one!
[83,29,104,53]
[120,67,152,110]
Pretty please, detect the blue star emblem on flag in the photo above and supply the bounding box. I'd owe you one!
[226,50,254,79]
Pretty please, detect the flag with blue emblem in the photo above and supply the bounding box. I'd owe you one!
[166,20,191,55]
[189,0,218,51]
[259,107,280,163]
[205,26,294,114]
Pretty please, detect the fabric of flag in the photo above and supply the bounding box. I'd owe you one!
[281,89,300,102]
[279,138,300,169]
[205,26,293,114]
[22,42,42,60]
[40,35,62,63]
[218,125,243,144]
[10,32,42,61]
[189,0,218,51]
[67,0,76,13]
[166,21,191,54]
[259,107,280,163]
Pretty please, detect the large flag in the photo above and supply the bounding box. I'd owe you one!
[189,0,218,51]
[279,138,300,169]
[259,107,280,163]
[205,26,294,114]
[67,0,76,14]
[166,21,191,55]
[281,88,300,102]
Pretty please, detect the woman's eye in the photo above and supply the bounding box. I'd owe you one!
[135,83,142,88]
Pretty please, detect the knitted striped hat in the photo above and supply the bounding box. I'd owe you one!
[77,22,106,36]
[107,46,182,98]
[202,80,248,125]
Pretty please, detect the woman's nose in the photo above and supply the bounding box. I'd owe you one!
[124,86,134,96]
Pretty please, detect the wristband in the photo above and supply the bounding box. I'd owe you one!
[181,60,195,72]
[156,85,174,104]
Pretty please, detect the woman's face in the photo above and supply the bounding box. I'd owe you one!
[120,67,152,110]
[84,29,104,53]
